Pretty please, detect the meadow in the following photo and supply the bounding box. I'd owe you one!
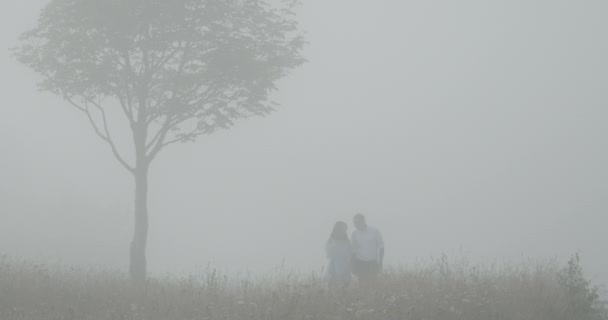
[1,254,605,320]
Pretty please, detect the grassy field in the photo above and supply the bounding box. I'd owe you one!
[1,254,605,320]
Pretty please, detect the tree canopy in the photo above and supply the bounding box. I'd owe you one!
[16,0,306,169]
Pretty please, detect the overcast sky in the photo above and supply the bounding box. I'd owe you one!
[1,0,606,287]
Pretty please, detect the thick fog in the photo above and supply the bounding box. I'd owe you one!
[1,0,606,287]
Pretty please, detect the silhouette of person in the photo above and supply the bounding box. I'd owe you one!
[325,221,352,289]
[351,213,384,285]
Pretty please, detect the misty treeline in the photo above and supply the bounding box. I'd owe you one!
[1,254,606,320]
[14,0,305,281]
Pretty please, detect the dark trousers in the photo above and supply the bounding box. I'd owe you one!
[353,259,380,285]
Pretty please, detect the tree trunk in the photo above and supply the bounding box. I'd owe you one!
[129,165,148,282]
[130,85,150,282]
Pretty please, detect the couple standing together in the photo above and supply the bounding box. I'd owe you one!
[326,213,384,288]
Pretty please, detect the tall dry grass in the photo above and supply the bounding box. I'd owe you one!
[0,254,605,320]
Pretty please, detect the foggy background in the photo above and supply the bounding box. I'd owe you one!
[1,0,606,288]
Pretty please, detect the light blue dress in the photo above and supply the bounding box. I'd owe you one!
[325,239,353,288]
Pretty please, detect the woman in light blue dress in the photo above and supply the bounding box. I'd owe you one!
[325,221,353,289]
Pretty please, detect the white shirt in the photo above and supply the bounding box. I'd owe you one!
[351,226,384,262]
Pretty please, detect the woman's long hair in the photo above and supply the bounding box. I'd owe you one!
[328,221,349,243]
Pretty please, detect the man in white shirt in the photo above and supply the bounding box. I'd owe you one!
[351,213,384,284]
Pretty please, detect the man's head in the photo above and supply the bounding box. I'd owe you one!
[353,213,367,231]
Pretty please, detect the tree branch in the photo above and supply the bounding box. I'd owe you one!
[143,82,219,161]
[106,85,135,124]
[146,109,215,162]
[122,50,138,120]
[64,95,135,173]
[145,115,172,151]
[149,42,183,75]
[145,122,171,161]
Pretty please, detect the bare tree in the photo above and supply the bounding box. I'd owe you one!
[15,0,305,281]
